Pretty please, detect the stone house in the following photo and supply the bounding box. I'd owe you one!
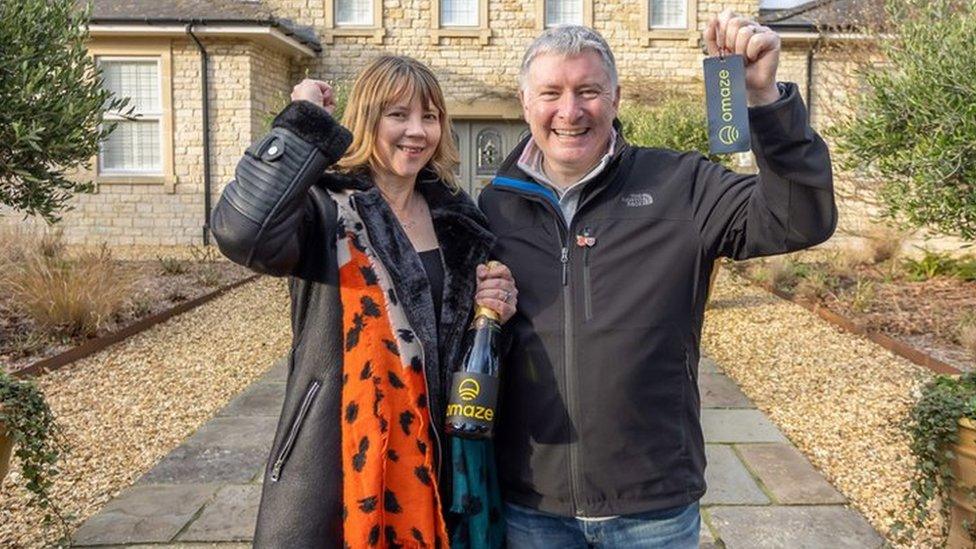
[21,0,949,250]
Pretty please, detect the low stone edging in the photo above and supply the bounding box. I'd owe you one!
[14,274,261,379]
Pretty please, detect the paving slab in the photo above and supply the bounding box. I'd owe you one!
[702,444,769,506]
[736,443,846,505]
[708,506,883,548]
[72,484,219,546]
[182,416,277,450]
[137,444,270,485]
[699,516,719,549]
[261,357,288,384]
[179,484,262,542]
[699,356,721,373]
[216,382,286,418]
[700,373,754,409]
[702,409,788,444]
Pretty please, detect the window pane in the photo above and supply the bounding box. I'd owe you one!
[336,0,373,25]
[476,129,502,175]
[546,0,582,26]
[99,60,160,112]
[101,120,161,172]
[650,0,686,28]
[442,0,478,26]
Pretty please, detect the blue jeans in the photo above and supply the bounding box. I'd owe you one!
[505,501,700,548]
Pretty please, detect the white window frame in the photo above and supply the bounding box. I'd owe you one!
[649,0,687,29]
[430,0,490,44]
[441,0,479,27]
[335,0,373,27]
[324,0,384,44]
[640,0,699,46]
[97,56,164,177]
[534,0,592,30]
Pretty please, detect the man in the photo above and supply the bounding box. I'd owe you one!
[477,10,836,548]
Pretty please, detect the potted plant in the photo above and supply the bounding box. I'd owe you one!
[901,372,976,547]
[0,370,67,530]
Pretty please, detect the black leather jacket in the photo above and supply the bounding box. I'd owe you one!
[211,101,494,547]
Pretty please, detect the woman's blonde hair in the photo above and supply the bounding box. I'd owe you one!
[336,55,458,188]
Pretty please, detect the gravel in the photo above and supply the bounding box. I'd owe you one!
[703,268,937,547]
[0,276,290,548]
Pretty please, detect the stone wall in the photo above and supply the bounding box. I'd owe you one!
[2,38,294,247]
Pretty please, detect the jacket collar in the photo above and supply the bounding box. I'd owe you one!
[492,120,631,220]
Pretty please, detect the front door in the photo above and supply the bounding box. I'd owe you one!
[452,120,529,198]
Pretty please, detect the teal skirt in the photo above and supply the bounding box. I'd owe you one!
[449,437,505,548]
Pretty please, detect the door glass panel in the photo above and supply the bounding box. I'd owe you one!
[476,128,502,175]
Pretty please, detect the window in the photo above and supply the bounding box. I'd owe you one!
[476,129,502,175]
[442,0,478,26]
[324,0,384,43]
[534,0,591,30]
[431,0,490,44]
[98,58,162,175]
[336,0,373,26]
[545,0,583,26]
[650,0,687,28]
[640,0,697,45]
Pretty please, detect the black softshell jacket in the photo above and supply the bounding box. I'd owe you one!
[478,82,836,517]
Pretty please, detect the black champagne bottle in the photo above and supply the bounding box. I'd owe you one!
[445,305,501,439]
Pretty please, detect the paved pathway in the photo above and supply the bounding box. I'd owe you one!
[72,356,883,548]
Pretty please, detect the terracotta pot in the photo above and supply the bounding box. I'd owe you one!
[0,422,12,483]
[949,418,976,548]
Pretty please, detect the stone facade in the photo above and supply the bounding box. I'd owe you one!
[5,0,966,252]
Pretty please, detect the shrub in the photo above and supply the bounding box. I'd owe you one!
[618,93,735,169]
[0,0,130,222]
[0,370,67,534]
[157,255,189,275]
[4,246,133,337]
[849,278,877,313]
[902,249,957,281]
[958,313,976,356]
[189,245,223,287]
[863,223,906,264]
[830,0,976,240]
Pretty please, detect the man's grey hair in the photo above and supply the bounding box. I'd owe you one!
[518,26,618,95]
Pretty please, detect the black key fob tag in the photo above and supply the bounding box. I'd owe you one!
[703,55,751,154]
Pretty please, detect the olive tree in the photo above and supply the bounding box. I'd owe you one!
[831,0,976,240]
[0,0,128,223]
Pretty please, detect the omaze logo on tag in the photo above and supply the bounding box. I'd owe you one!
[622,193,654,207]
[718,68,738,145]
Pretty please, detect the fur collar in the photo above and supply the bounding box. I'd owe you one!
[321,169,495,434]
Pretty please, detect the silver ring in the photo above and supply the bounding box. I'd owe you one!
[502,290,511,303]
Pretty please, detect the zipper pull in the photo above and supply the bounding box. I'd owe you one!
[270,459,283,482]
[561,247,569,286]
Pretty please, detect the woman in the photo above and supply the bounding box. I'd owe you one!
[211,56,515,548]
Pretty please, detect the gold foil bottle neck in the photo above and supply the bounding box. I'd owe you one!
[474,305,501,323]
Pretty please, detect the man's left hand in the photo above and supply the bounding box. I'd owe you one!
[704,9,782,107]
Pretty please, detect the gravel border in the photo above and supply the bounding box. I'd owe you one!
[703,269,935,547]
[0,276,291,547]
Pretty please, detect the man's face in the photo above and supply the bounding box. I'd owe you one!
[520,50,620,182]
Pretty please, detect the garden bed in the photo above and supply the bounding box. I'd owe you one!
[729,244,976,372]
[0,234,252,375]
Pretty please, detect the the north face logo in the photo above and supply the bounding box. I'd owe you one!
[622,193,654,207]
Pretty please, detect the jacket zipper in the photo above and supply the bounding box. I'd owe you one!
[270,379,322,482]
[495,184,585,513]
[556,218,585,515]
[352,195,443,482]
[582,227,593,322]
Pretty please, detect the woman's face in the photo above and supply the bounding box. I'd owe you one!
[373,94,441,183]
